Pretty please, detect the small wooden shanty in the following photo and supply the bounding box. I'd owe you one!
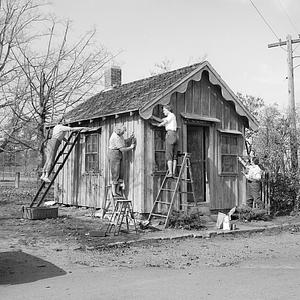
[56,61,258,214]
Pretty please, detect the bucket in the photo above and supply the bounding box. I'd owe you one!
[230,223,237,230]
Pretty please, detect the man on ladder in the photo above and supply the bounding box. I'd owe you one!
[155,104,178,178]
[108,124,136,196]
[149,104,198,228]
[40,117,88,182]
[105,124,137,235]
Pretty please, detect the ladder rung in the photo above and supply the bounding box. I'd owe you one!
[154,201,171,205]
[113,196,126,200]
[178,191,195,194]
[178,178,192,182]
[150,213,167,218]
[161,188,175,192]
[115,200,131,203]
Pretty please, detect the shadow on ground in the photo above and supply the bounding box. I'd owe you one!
[0,251,66,285]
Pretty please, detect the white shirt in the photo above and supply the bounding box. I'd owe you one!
[245,164,262,181]
[52,124,72,141]
[163,112,177,131]
[109,131,125,150]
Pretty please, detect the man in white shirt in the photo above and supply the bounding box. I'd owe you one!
[241,157,264,209]
[41,119,87,183]
[157,104,178,178]
[108,125,136,196]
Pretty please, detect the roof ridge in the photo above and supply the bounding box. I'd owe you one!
[100,62,204,92]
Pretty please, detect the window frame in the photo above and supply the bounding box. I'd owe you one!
[153,127,166,173]
[85,133,99,173]
[219,132,240,176]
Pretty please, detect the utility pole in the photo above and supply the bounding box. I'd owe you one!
[268,35,300,173]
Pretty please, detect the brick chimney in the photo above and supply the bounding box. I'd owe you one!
[104,66,122,89]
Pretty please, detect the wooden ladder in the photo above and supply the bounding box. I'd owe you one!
[29,131,81,208]
[105,187,138,236]
[147,152,197,228]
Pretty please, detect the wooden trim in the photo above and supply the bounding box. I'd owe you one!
[139,62,259,130]
[181,113,220,123]
[81,126,102,134]
[218,129,243,135]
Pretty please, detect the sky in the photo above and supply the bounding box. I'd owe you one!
[47,0,300,111]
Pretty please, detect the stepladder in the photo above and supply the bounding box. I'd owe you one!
[147,152,198,228]
[104,185,138,236]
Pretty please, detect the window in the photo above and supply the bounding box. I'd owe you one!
[154,128,166,172]
[220,134,238,174]
[85,134,99,172]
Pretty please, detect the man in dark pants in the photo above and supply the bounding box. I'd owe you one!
[156,104,178,178]
[242,157,264,209]
[108,125,136,196]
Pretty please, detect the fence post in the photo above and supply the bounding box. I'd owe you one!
[15,172,20,188]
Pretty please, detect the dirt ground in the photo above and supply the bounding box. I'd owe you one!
[2,183,300,299]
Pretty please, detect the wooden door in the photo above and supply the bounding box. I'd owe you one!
[187,125,207,202]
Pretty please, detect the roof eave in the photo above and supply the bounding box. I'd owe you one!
[67,109,140,124]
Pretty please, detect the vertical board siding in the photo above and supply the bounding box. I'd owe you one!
[169,73,246,211]
[185,81,193,113]
[144,120,154,212]
[201,79,209,116]
[175,92,185,152]
[57,115,144,213]
[193,80,201,114]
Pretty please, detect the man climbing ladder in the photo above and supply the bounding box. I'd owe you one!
[41,118,88,182]
[148,152,197,228]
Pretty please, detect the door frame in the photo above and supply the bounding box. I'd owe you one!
[182,119,212,204]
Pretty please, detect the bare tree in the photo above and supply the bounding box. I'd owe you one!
[0,0,44,153]
[13,19,114,165]
[150,54,208,76]
[150,58,174,76]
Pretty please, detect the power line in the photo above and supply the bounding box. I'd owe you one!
[277,0,300,54]
[249,0,281,41]
[278,0,299,36]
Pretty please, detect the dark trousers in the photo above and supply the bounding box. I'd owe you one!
[108,149,123,184]
[246,181,264,209]
[165,131,178,161]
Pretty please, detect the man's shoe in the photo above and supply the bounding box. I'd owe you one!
[166,173,173,178]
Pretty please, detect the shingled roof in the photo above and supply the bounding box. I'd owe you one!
[65,63,202,123]
[66,61,259,130]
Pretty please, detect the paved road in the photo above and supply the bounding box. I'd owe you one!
[2,230,300,299]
